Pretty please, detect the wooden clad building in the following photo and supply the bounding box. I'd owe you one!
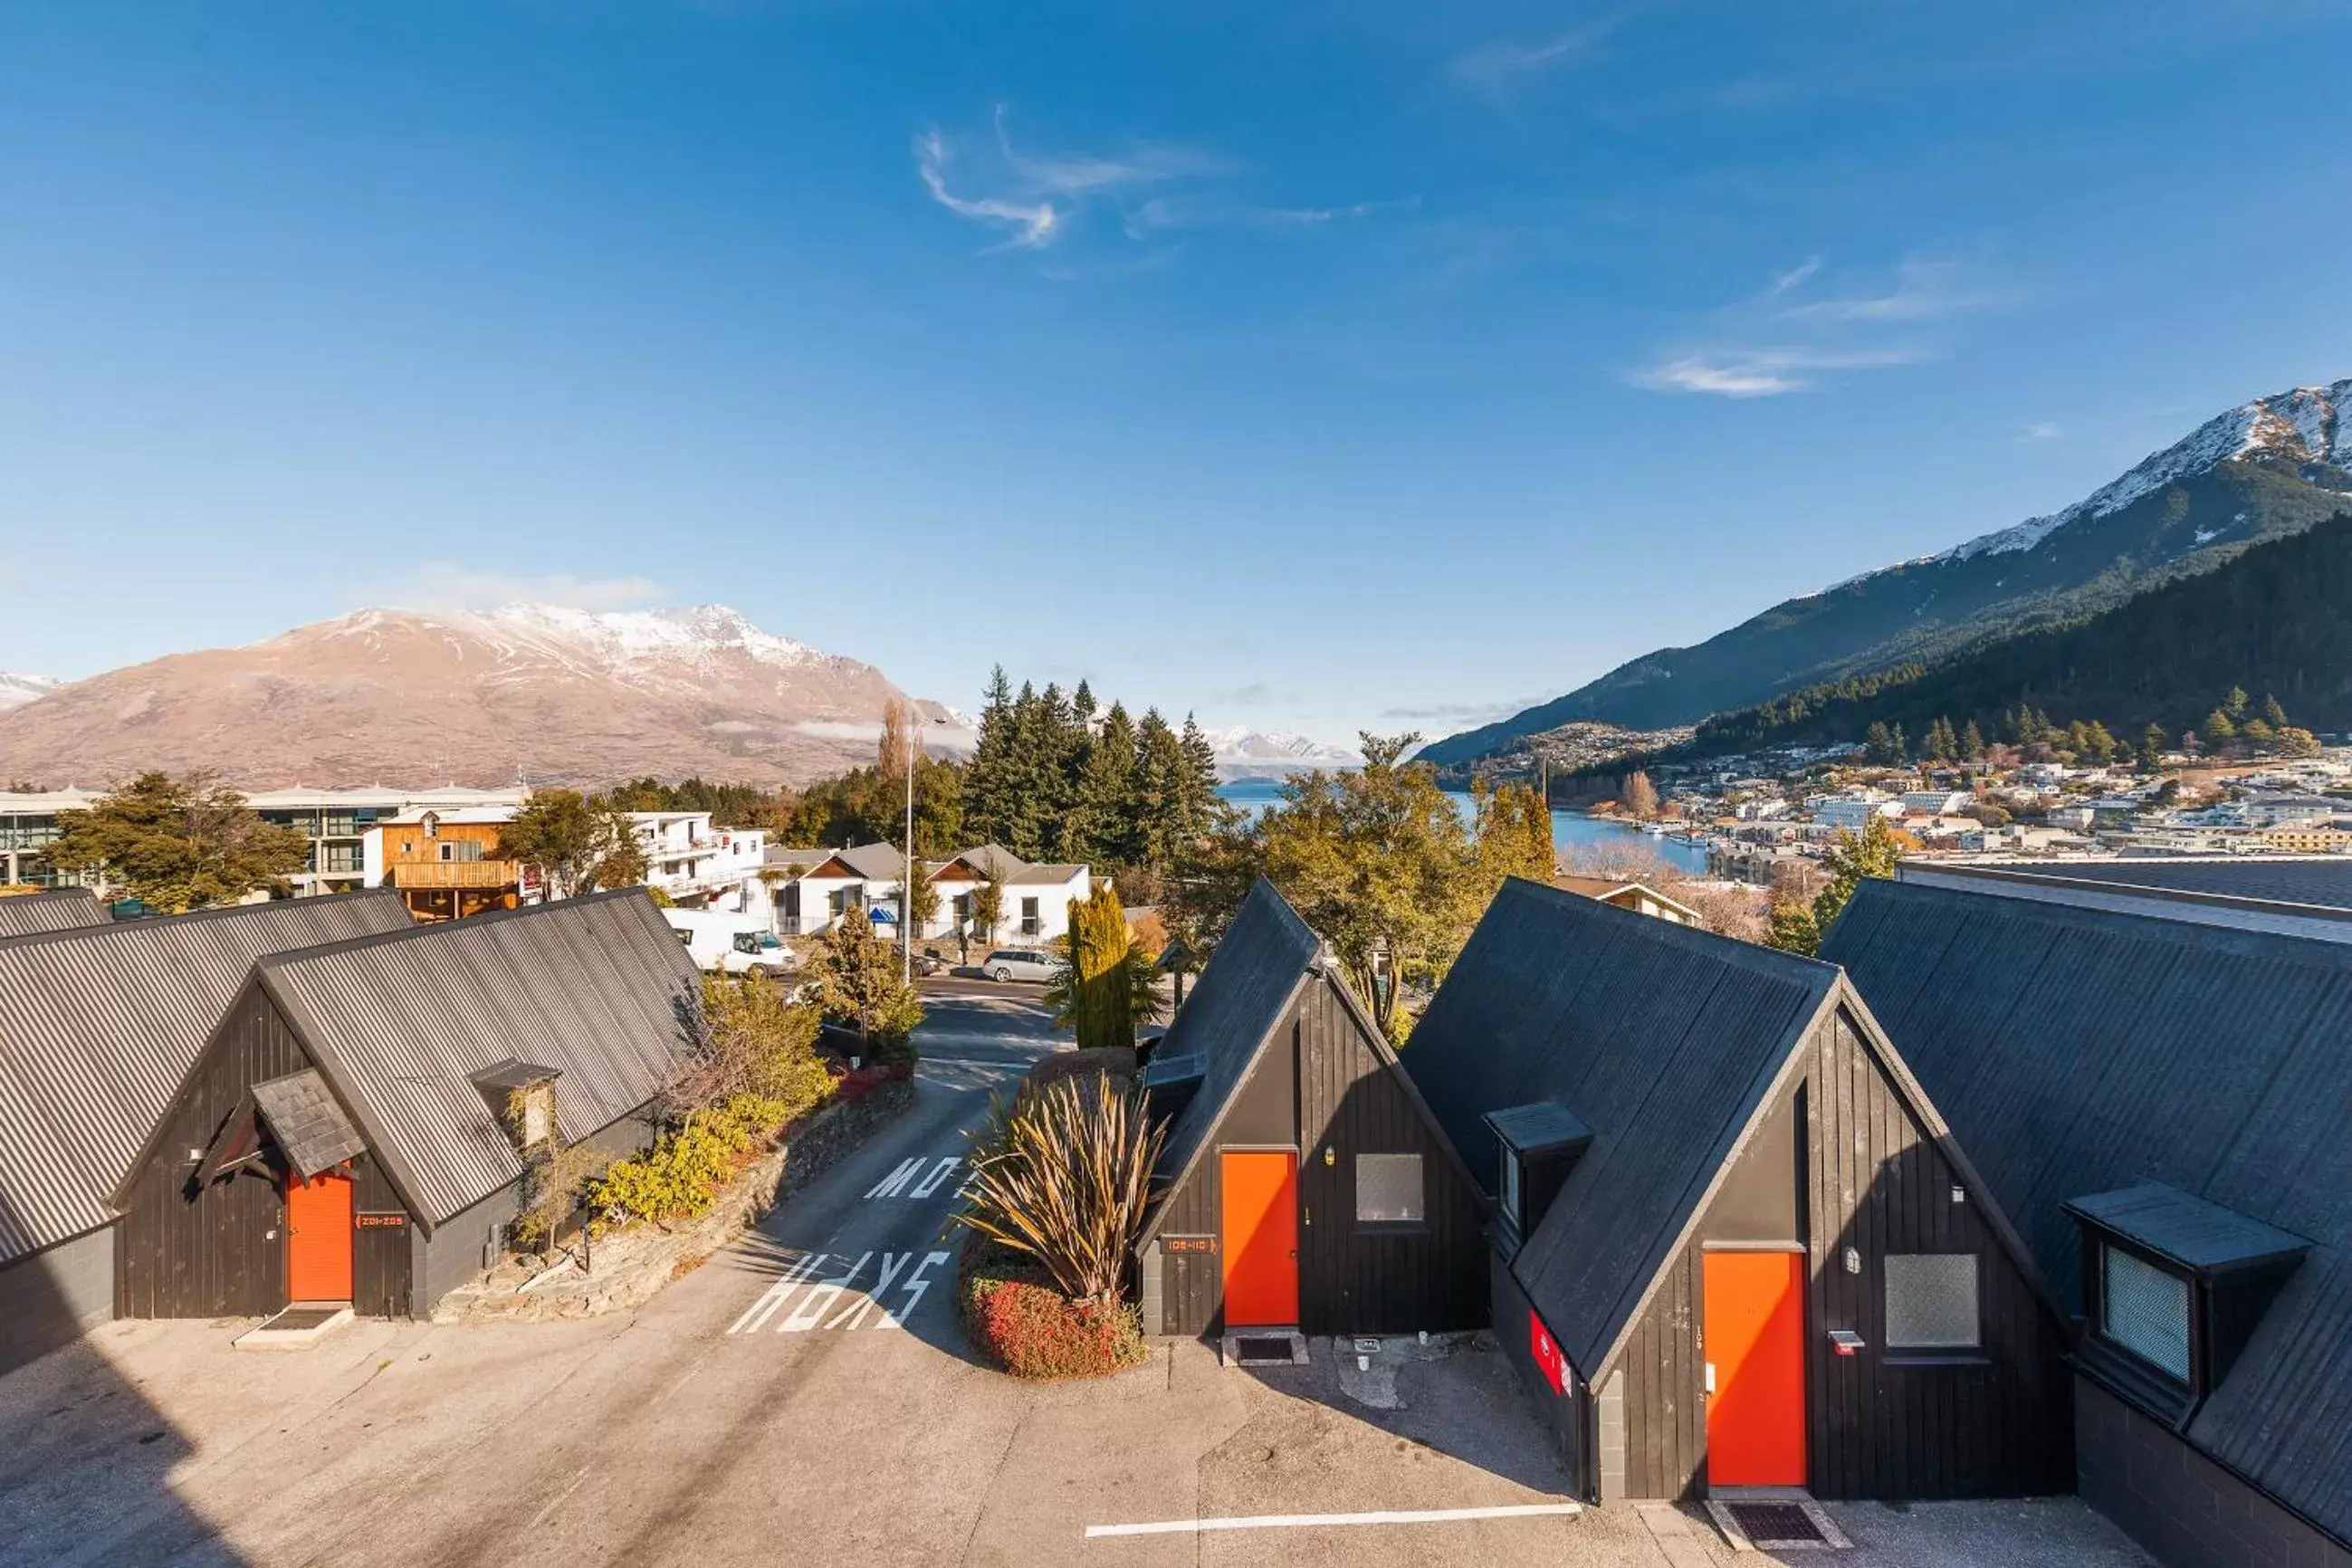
[1826,878,2352,1568]
[1133,880,1487,1343]
[112,890,703,1322]
[1400,878,2073,1504]
[0,892,415,1372]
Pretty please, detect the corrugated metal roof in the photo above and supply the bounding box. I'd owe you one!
[1823,878,2352,1539]
[1400,879,1836,1377]
[1137,880,1319,1235]
[1486,1102,1592,1157]
[1993,856,2352,909]
[0,888,110,938]
[1902,859,2352,943]
[258,890,704,1228]
[0,891,413,1265]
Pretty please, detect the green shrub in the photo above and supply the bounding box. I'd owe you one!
[959,1236,1148,1381]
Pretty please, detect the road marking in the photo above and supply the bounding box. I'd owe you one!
[910,1156,961,1198]
[865,1158,927,1199]
[881,1250,951,1329]
[780,1252,872,1331]
[726,1251,828,1335]
[824,1251,914,1330]
[1083,1504,1583,1538]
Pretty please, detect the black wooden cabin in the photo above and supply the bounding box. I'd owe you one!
[1827,878,2352,1568]
[111,890,703,1322]
[0,892,414,1372]
[1401,878,2074,1504]
[1133,880,1487,1342]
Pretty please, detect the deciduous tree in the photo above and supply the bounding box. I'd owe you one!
[808,906,924,1053]
[495,789,645,899]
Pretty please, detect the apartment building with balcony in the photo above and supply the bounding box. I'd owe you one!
[626,811,771,918]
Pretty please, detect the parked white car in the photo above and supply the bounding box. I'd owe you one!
[664,909,798,978]
[981,948,1056,984]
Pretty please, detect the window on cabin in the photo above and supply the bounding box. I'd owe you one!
[515,1085,553,1150]
[1885,1253,1981,1350]
[2101,1244,2191,1382]
[1499,1147,1523,1231]
[1355,1153,1424,1225]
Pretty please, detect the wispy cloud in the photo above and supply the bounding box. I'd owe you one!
[1449,13,1632,94]
[914,129,1057,250]
[1123,195,1418,237]
[2018,420,2063,442]
[1211,681,1300,708]
[1632,253,1996,398]
[378,567,666,614]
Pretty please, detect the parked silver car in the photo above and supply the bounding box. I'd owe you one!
[983,948,1056,984]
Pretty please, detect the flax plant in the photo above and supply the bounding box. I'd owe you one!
[953,1076,1165,1308]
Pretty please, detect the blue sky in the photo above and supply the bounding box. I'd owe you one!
[5,2,2352,746]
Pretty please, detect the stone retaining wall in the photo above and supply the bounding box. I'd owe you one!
[435,1080,915,1324]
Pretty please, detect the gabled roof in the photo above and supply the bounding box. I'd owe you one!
[2065,1183,2310,1276]
[827,843,905,881]
[1136,878,1477,1247]
[255,890,704,1230]
[1402,879,1843,1377]
[1900,858,2352,943]
[1549,875,1702,923]
[1823,877,2352,1540]
[0,888,110,938]
[1138,881,1320,1229]
[251,1070,368,1181]
[0,891,413,1265]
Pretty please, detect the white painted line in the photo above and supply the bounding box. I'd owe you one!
[881,1249,951,1329]
[780,1252,870,1332]
[727,1252,827,1335]
[1084,1504,1582,1538]
[865,1157,926,1199]
[910,1156,961,1198]
[826,1251,915,1331]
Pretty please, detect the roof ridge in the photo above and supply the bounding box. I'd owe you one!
[0,887,405,955]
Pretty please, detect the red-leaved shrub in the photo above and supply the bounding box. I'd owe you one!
[959,1237,1147,1381]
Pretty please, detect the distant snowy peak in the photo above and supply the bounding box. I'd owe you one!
[472,603,821,669]
[1202,727,1362,778]
[1941,378,2352,564]
[0,673,59,712]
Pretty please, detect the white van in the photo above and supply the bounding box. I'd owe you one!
[663,908,798,977]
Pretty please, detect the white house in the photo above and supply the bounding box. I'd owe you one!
[1900,789,1972,817]
[765,841,1092,949]
[1812,797,1905,831]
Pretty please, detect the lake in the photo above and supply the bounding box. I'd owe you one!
[1213,779,1709,875]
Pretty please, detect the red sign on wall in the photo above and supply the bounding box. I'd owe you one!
[1530,1308,1567,1394]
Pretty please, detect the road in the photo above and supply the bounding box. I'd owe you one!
[0,987,2148,1568]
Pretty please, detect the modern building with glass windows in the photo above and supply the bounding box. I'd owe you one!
[1,786,527,895]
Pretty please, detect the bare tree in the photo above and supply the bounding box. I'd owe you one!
[1621,770,1659,821]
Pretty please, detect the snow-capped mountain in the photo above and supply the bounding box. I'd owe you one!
[1201,726,1363,779]
[1427,378,2352,763]
[0,673,59,712]
[0,605,945,789]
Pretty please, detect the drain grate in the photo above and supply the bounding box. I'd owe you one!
[1234,1336,1295,1362]
[1726,1501,1835,1549]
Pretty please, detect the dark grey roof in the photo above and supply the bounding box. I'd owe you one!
[1903,857,2352,943]
[2064,1182,2311,1276]
[1401,879,1839,1376]
[257,890,704,1229]
[1486,1102,1592,1158]
[251,1070,368,1181]
[1822,877,2352,1538]
[1139,880,1320,1218]
[0,891,413,1266]
[0,888,110,938]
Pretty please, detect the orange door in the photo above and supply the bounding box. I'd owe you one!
[286,1171,355,1302]
[1219,1151,1299,1327]
[1703,1250,1807,1487]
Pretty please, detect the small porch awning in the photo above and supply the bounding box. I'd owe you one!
[252,1071,368,1181]
[2062,1182,2311,1276]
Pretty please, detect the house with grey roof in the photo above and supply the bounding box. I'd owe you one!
[0,891,415,1372]
[1397,878,2072,1505]
[1824,877,2352,1568]
[769,841,1092,949]
[106,889,703,1326]
[0,886,110,939]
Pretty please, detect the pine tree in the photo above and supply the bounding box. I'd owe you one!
[2225,686,2249,720]
[1961,720,1985,761]
[965,666,1019,847]
[1066,702,1140,867]
[1888,722,1908,762]
[1178,714,1221,842]
[1131,710,1189,871]
[2140,724,2166,772]
[1047,884,1159,1050]
[2264,693,2290,731]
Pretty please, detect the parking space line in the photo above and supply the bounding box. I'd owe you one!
[1083,1504,1582,1538]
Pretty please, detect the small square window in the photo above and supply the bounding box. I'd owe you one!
[1886,1253,1981,1350]
[2102,1244,2191,1382]
[1355,1153,1424,1225]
